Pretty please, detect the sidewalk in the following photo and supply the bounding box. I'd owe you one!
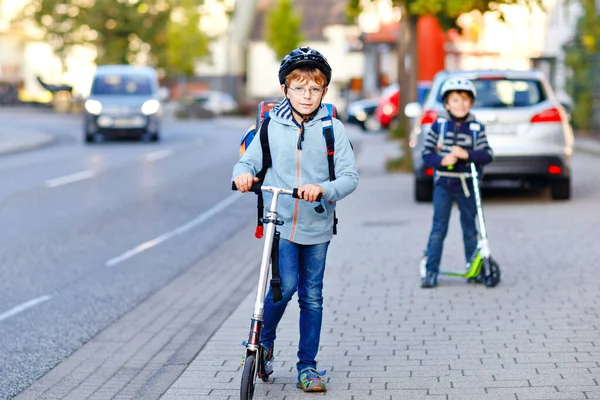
[0,130,55,155]
[574,133,600,155]
[160,128,600,400]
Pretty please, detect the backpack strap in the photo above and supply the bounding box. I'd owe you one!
[253,118,271,239]
[321,115,338,234]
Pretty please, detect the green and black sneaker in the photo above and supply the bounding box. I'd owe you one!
[297,368,327,392]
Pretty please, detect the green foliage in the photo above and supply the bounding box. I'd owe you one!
[264,0,304,60]
[563,0,599,131]
[348,0,543,26]
[20,0,210,76]
[164,0,209,77]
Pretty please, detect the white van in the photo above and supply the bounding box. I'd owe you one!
[83,65,162,143]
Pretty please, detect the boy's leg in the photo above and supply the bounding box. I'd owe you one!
[261,239,300,352]
[296,241,329,376]
[425,185,453,273]
[456,193,478,263]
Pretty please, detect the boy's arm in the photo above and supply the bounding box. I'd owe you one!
[319,120,359,202]
[466,123,494,165]
[232,126,264,179]
[422,120,444,168]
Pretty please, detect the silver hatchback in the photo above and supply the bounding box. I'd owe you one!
[405,69,574,201]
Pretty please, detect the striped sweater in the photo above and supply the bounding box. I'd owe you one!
[422,110,494,192]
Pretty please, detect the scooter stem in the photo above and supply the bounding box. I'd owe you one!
[470,163,488,240]
[252,191,280,321]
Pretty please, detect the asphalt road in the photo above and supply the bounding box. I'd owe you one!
[0,108,257,399]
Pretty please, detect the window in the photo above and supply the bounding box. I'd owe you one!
[435,78,547,108]
[91,75,152,95]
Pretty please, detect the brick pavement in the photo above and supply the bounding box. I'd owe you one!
[162,130,600,400]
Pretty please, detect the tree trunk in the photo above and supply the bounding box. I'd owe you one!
[397,11,419,139]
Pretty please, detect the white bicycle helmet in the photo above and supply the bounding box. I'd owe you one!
[440,77,477,101]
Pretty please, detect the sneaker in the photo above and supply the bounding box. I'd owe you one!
[297,368,327,392]
[261,345,274,378]
[421,271,438,288]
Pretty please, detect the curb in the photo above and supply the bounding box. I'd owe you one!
[0,131,56,156]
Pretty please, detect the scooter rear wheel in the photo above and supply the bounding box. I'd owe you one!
[484,258,501,288]
[240,353,257,400]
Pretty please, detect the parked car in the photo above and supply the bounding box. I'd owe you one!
[405,69,574,202]
[193,90,238,115]
[83,65,163,143]
[374,83,400,129]
[344,97,380,131]
[374,81,432,129]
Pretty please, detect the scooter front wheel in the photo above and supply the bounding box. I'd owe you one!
[240,353,257,400]
[484,258,501,288]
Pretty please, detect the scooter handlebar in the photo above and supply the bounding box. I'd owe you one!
[231,182,322,201]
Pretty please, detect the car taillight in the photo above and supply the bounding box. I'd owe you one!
[548,165,562,175]
[420,110,438,125]
[424,167,434,177]
[531,107,563,123]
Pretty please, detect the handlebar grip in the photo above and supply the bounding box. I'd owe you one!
[292,189,322,202]
[231,181,262,194]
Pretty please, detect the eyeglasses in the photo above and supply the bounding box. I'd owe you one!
[288,86,324,96]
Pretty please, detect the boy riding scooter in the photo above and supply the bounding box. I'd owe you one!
[420,77,495,289]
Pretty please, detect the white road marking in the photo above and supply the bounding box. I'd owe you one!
[0,296,52,322]
[45,170,95,188]
[106,192,242,267]
[145,149,173,162]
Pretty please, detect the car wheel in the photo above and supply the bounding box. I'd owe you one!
[550,178,570,200]
[142,132,160,142]
[415,178,433,202]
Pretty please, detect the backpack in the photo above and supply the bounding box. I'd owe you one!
[239,100,339,239]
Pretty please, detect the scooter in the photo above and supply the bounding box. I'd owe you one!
[419,163,501,288]
[233,181,321,400]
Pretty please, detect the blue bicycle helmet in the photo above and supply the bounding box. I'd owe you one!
[278,47,332,86]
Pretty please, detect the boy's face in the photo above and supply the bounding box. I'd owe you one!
[444,91,473,118]
[282,77,327,117]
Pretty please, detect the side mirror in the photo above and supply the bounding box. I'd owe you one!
[404,102,422,119]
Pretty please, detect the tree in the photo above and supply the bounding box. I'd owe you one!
[164,0,210,77]
[264,0,304,60]
[564,0,599,131]
[19,0,210,77]
[347,0,544,139]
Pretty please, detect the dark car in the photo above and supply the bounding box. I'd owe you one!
[344,98,380,132]
[83,65,163,143]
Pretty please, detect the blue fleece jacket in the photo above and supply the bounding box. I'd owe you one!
[232,99,359,245]
[422,109,494,192]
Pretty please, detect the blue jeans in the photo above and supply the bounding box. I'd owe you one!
[425,184,478,273]
[261,239,329,376]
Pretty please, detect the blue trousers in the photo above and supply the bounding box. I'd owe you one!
[425,184,478,273]
[261,239,329,376]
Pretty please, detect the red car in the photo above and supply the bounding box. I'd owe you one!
[374,84,400,128]
[374,81,432,129]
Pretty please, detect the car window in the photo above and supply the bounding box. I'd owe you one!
[91,75,153,95]
[435,78,546,108]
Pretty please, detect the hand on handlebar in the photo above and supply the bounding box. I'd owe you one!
[233,173,259,193]
[450,145,469,160]
[297,184,324,203]
[441,154,458,167]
